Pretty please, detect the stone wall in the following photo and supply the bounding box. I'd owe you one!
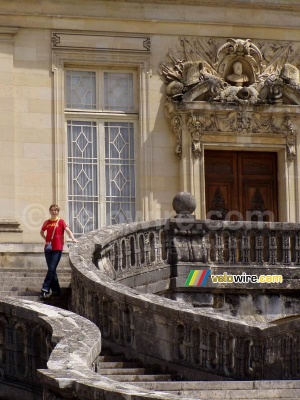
[70,220,300,381]
[0,296,192,399]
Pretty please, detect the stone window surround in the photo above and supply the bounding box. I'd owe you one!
[65,68,138,230]
[52,46,152,224]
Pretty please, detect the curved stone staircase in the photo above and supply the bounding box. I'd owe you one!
[2,250,300,399]
[96,348,300,400]
[0,259,71,309]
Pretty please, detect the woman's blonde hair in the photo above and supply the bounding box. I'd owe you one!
[49,204,60,212]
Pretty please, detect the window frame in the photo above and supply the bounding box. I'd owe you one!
[65,116,139,230]
[52,49,151,231]
[65,67,139,114]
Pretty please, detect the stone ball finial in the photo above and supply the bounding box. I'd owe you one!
[172,192,196,217]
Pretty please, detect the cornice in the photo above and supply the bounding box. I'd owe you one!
[0,26,19,41]
[104,0,300,11]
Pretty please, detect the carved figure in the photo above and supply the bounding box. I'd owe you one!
[226,61,249,86]
[161,37,300,106]
[280,63,300,85]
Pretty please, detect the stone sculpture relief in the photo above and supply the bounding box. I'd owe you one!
[161,37,300,160]
[161,37,300,106]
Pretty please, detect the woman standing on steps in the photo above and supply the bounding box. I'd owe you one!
[40,204,78,299]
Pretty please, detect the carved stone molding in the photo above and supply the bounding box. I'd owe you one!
[281,116,297,161]
[0,219,22,232]
[51,31,151,52]
[186,113,204,158]
[185,111,297,161]
[185,111,296,135]
[171,115,182,159]
[162,37,300,163]
[161,37,300,106]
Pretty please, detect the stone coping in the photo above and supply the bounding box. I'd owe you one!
[0,296,192,399]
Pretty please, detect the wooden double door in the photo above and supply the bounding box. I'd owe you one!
[205,151,278,221]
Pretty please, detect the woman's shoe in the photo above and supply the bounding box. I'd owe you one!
[40,290,50,299]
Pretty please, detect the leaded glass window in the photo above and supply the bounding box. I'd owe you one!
[105,122,135,224]
[104,72,134,111]
[65,69,137,236]
[67,121,98,236]
[66,70,96,110]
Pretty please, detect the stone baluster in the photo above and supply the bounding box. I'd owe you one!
[255,233,264,264]
[229,234,237,264]
[135,233,141,266]
[202,234,211,263]
[295,232,300,265]
[215,233,224,264]
[156,230,162,263]
[176,324,186,361]
[282,232,291,265]
[268,232,277,265]
[185,324,192,363]
[144,232,150,265]
[201,328,210,369]
[125,237,131,271]
[241,235,250,264]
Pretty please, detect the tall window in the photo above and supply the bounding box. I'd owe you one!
[66,69,137,236]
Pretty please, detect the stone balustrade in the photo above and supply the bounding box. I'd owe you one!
[69,217,300,381]
[0,296,186,400]
[97,219,300,270]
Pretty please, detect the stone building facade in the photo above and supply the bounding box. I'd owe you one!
[2,0,300,247]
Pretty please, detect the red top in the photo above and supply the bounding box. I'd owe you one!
[41,218,68,251]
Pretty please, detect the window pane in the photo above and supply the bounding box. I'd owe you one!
[105,122,135,225]
[67,120,98,236]
[66,71,96,109]
[104,72,134,112]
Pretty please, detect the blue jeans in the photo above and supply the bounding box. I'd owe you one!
[42,250,62,293]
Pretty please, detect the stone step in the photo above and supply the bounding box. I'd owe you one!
[0,284,70,294]
[0,274,71,280]
[38,298,70,310]
[135,381,300,399]
[176,389,300,399]
[97,355,127,362]
[0,278,71,286]
[135,380,300,391]
[97,361,141,369]
[98,367,146,375]
[0,287,71,297]
[0,267,71,272]
[0,292,72,311]
[102,374,172,382]
[0,277,70,283]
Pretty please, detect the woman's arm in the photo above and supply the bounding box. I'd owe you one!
[40,230,47,242]
[65,226,78,243]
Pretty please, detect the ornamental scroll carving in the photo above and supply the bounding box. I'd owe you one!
[171,115,183,159]
[186,111,297,161]
[161,37,300,106]
[161,37,300,160]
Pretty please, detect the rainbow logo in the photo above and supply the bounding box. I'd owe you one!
[184,270,211,287]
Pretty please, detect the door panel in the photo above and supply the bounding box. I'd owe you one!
[205,151,278,221]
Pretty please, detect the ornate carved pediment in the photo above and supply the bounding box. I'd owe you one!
[161,37,300,106]
[161,37,300,161]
